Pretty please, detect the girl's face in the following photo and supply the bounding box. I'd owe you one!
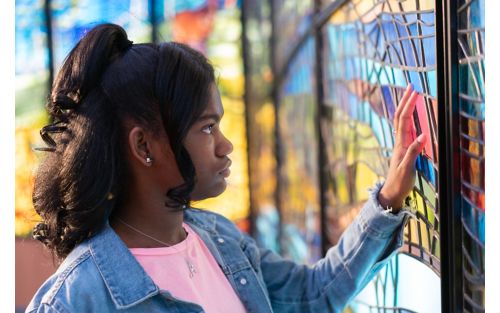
[184,84,233,200]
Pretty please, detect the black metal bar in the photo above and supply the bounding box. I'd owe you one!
[274,0,349,89]
[270,0,283,254]
[436,0,463,312]
[150,0,158,43]
[313,0,329,257]
[240,0,256,236]
[44,0,54,90]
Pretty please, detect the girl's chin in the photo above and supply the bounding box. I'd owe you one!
[191,181,227,201]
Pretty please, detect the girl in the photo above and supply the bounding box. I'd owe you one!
[27,23,426,313]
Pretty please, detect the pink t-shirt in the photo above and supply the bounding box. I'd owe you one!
[129,223,247,313]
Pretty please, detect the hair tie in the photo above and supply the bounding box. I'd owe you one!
[53,93,78,111]
[126,39,133,49]
[33,222,49,241]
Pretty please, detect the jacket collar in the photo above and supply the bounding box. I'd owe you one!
[88,220,159,309]
[183,207,217,234]
[87,207,217,309]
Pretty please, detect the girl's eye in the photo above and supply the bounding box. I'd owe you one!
[202,124,215,134]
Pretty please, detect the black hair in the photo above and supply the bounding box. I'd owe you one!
[32,23,215,259]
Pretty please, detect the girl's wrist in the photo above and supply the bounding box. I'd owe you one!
[377,188,404,213]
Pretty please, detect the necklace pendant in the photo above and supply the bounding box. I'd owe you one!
[187,261,196,278]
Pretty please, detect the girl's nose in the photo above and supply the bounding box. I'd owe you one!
[216,133,233,157]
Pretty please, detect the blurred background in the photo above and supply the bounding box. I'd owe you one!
[15,0,485,312]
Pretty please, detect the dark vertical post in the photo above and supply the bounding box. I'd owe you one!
[150,0,158,43]
[436,0,463,312]
[313,0,328,256]
[240,0,256,236]
[270,0,283,253]
[44,0,54,89]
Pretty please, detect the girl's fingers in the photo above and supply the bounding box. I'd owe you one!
[400,133,426,170]
[400,90,418,118]
[394,84,413,132]
[398,91,418,136]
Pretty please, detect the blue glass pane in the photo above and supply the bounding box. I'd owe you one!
[15,0,49,122]
[51,0,152,69]
[279,36,321,264]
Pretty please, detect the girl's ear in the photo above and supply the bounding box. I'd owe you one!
[128,126,153,167]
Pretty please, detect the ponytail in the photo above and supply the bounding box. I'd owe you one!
[33,24,132,259]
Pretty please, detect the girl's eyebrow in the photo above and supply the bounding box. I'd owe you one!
[197,113,223,122]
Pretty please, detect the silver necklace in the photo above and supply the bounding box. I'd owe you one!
[117,218,197,278]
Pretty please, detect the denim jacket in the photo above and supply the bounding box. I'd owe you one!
[26,182,410,313]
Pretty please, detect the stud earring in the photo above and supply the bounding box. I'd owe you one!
[146,156,153,165]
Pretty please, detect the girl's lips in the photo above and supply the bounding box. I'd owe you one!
[220,168,231,178]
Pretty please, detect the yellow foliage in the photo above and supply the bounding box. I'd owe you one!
[15,113,46,237]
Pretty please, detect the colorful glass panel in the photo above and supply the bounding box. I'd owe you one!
[279,37,322,264]
[242,0,280,251]
[50,0,152,69]
[273,0,314,71]
[457,0,485,311]
[321,0,441,311]
[15,0,50,236]
[323,0,439,271]
[352,254,440,312]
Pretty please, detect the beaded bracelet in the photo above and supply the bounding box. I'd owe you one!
[382,196,417,215]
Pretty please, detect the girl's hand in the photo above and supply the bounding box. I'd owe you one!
[378,84,427,213]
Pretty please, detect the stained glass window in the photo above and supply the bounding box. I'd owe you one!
[244,0,486,311]
[15,0,50,236]
[279,37,322,263]
[352,254,440,312]
[323,0,440,271]
[273,0,313,71]
[241,0,279,252]
[458,0,485,311]
[242,0,484,312]
[322,1,441,310]
[50,0,152,70]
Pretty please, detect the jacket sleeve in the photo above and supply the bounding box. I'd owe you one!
[255,181,411,313]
